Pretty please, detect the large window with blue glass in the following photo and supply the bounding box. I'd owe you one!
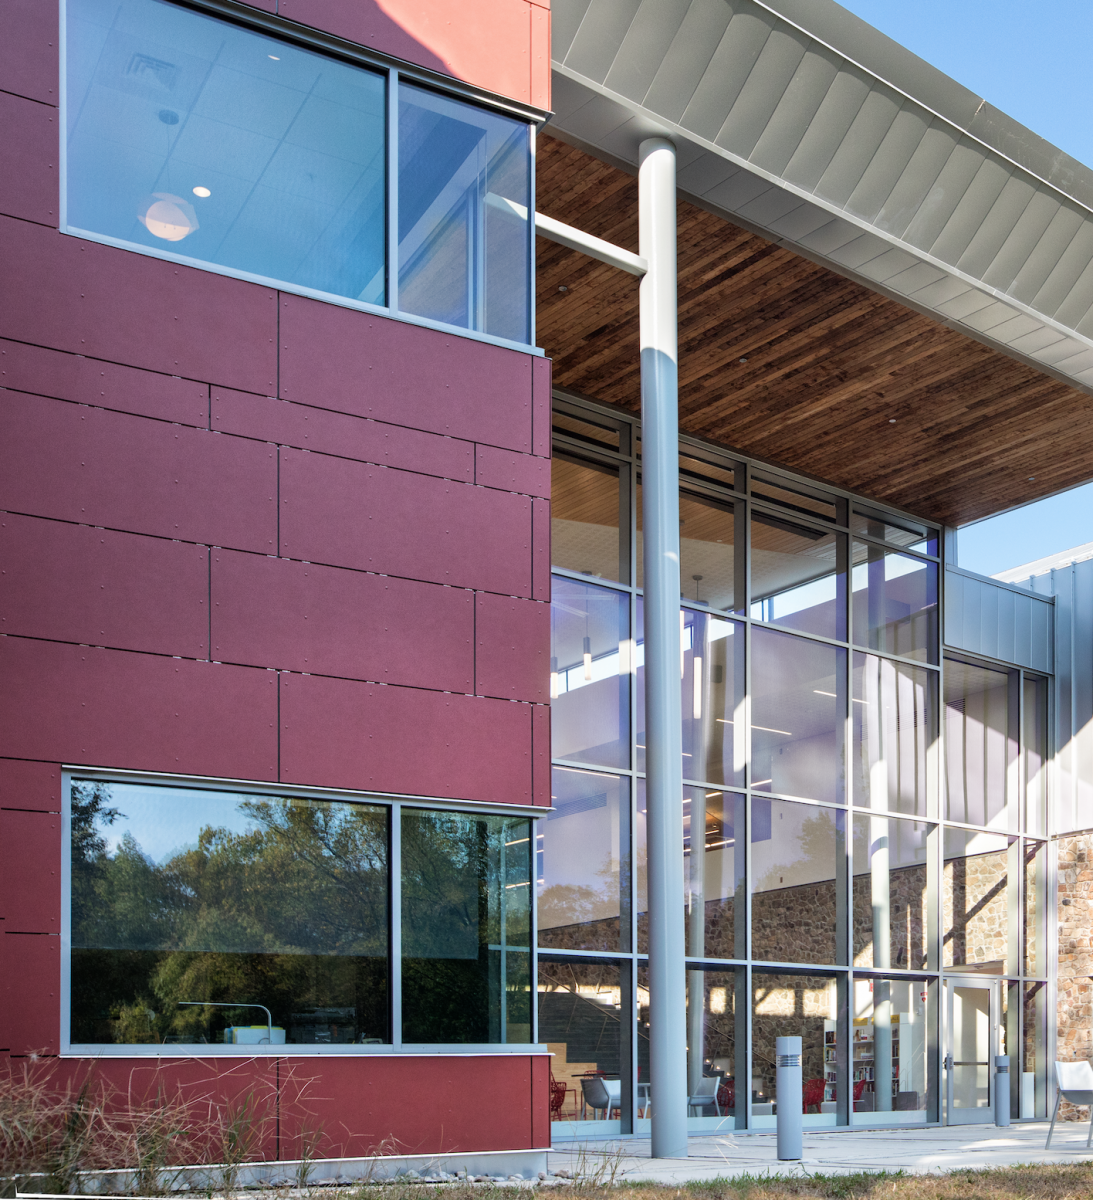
[66,778,530,1051]
[542,393,1051,1135]
[64,0,533,346]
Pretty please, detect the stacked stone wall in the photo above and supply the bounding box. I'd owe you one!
[1057,833,1093,1119]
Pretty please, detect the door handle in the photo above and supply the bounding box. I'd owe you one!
[944,1053,953,1071]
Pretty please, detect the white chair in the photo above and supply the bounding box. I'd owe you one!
[687,1073,722,1116]
[1046,1061,1093,1149]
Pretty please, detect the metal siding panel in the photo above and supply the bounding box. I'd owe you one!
[736,185,808,228]
[0,515,209,659]
[748,42,841,177]
[1070,302,1093,341]
[780,61,872,192]
[766,199,835,241]
[934,289,997,322]
[551,0,595,62]
[556,89,634,145]
[997,588,1018,664]
[906,276,975,306]
[961,300,1025,335]
[604,0,689,102]
[0,758,61,813]
[677,154,742,199]
[681,8,778,142]
[1005,325,1070,356]
[902,140,988,251]
[884,262,947,295]
[845,104,932,224]
[0,810,59,933]
[476,444,551,498]
[1,933,60,1055]
[1031,335,1089,366]
[715,26,809,161]
[475,593,550,703]
[979,578,999,660]
[1073,561,1093,829]
[279,673,532,804]
[928,157,1013,264]
[944,569,963,649]
[798,216,866,255]
[643,0,735,123]
[562,0,643,83]
[705,168,777,213]
[981,189,1061,292]
[986,313,1044,345]
[0,91,58,227]
[814,87,903,209]
[1030,221,1093,316]
[827,231,896,271]
[856,247,921,285]
[955,174,1038,280]
[548,69,594,122]
[874,121,960,239]
[0,0,57,107]
[1049,347,1093,375]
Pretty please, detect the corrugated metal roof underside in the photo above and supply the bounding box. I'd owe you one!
[549,0,1093,394]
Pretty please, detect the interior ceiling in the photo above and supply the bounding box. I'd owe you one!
[536,134,1093,528]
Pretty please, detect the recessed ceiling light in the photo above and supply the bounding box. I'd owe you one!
[889,418,897,423]
[558,285,568,293]
[1028,476,1036,481]
[192,186,211,198]
[739,357,747,363]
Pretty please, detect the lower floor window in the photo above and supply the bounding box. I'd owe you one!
[67,778,530,1049]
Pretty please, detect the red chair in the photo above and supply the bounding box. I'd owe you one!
[716,1078,735,1113]
[548,1073,568,1119]
[803,1078,826,1113]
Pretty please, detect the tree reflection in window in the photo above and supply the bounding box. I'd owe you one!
[69,780,388,1046]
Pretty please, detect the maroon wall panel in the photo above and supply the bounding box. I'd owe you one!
[212,388,473,482]
[0,809,60,933]
[1,339,208,426]
[279,296,533,452]
[0,219,277,393]
[0,758,61,812]
[532,355,552,460]
[532,702,551,808]
[530,1053,550,1148]
[0,395,276,552]
[0,515,208,658]
[278,0,544,109]
[281,674,531,803]
[280,449,532,597]
[0,0,57,106]
[0,639,278,781]
[0,92,57,227]
[212,551,473,689]
[1,933,60,1054]
[475,444,550,498]
[531,497,551,602]
[475,594,548,703]
[281,1053,540,1156]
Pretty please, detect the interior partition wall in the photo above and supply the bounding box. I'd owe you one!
[542,391,1051,1136]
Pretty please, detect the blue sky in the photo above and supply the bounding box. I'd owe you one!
[838,0,1093,576]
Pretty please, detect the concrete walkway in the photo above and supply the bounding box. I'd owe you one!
[547,1122,1093,1182]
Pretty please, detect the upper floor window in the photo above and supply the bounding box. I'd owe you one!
[64,0,532,347]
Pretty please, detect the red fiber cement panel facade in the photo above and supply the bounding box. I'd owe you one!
[0,0,551,1157]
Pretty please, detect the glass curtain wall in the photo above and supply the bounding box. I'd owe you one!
[942,655,1051,1118]
[544,393,1052,1136]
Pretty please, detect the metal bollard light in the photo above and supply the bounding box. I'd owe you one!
[995,1055,1011,1127]
[776,1036,803,1161]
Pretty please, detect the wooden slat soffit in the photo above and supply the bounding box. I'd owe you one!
[537,135,1093,527]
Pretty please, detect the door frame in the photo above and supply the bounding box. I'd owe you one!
[944,976,1000,1125]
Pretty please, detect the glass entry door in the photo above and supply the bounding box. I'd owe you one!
[945,979,997,1123]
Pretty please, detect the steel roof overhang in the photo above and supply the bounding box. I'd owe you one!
[547,0,1093,419]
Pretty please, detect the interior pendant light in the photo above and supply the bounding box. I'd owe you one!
[138,192,199,242]
[583,636,592,681]
[550,656,559,700]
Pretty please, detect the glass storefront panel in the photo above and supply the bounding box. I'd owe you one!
[751,799,844,966]
[538,768,627,953]
[638,487,736,610]
[752,477,839,524]
[853,652,935,817]
[1023,839,1046,977]
[751,511,845,640]
[399,84,530,341]
[551,453,623,582]
[685,967,744,1130]
[69,781,389,1047]
[851,977,930,1122]
[539,959,625,1131]
[852,543,938,663]
[551,577,630,769]
[685,788,745,960]
[681,610,744,787]
[943,828,1012,973]
[401,809,531,1044]
[1024,675,1048,836]
[751,627,846,804]
[850,508,936,556]
[66,0,387,304]
[852,815,931,971]
[1023,981,1048,1119]
[752,972,840,1128]
[945,659,1014,829]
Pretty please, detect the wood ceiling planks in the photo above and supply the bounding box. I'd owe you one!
[536,134,1093,527]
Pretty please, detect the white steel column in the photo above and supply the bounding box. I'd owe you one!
[639,136,688,1160]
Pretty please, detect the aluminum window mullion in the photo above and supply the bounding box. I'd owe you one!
[387,69,399,316]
